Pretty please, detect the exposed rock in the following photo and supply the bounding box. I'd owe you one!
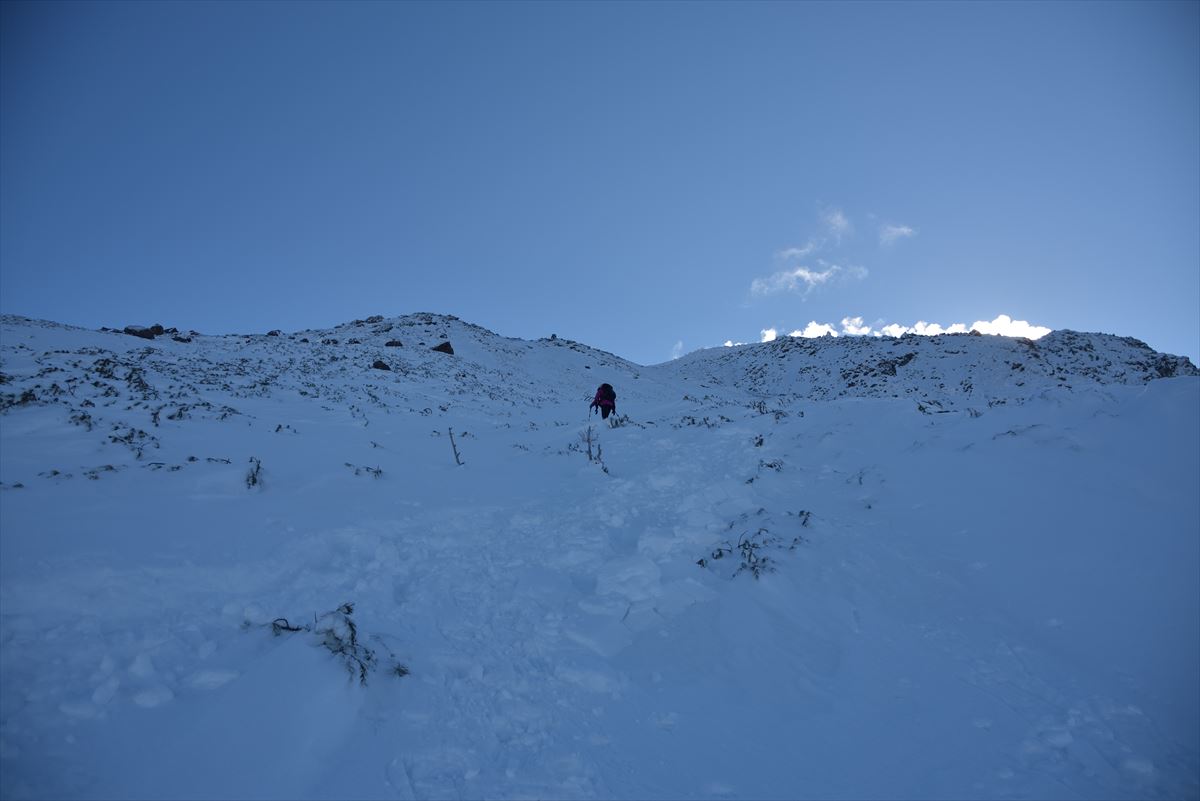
[267,330,281,337]
[371,360,391,371]
[1151,355,1189,378]
[172,335,192,343]
[366,315,384,324]
[877,352,917,377]
[321,338,339,346]
[432,342,454,355]
[385,340,403,347]
[123,326,156,340]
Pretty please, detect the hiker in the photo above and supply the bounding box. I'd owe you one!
[590,383,617,420]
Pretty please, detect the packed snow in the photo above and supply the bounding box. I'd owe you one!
[1,313,1197,800]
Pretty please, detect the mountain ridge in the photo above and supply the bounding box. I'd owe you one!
[2,313,1195,427]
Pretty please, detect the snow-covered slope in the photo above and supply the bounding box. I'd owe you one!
[666,327,1199,408]
[1,313,1197,800]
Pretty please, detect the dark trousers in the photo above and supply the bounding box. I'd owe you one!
[600,404,615,419]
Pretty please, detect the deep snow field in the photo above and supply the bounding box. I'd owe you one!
[1,314,1197,800]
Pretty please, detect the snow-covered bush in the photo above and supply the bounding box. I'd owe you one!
[268,602,408,686]
[245,456,263,488]
[697,510,809,580]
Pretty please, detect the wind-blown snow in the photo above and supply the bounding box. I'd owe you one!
[1,313,1197,800]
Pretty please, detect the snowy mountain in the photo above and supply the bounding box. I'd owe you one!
[1,313,1197,800]
[667,327,1198,406]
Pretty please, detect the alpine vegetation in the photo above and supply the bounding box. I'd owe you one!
[0,312,1197,800]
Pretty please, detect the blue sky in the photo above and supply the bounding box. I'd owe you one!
[2,1,1196,365]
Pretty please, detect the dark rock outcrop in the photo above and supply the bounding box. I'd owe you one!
[432,342,454,355]
[371,360,391,371]
[385,340,403,347]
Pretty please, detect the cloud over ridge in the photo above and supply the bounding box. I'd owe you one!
[730,314,1051,345]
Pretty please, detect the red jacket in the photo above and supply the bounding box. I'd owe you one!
[591,385,616,409]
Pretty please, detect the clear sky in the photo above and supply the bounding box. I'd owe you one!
[2,1,1197,365]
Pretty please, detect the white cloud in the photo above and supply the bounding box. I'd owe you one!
[913,321,948,336]
[778,240,819,260]
[841,316,872,336]
[821,207,852,242]
[750,265,838,296]
[723,340,745,347]
[752,313,1051,343]
[891,321,958,336]
[790,321,838,338]
[749,261,866,296]
[671,340,684,360]
[880,224,916,246]
[752,207,874,297]
[969,314,1051,339]
[882,317,1047,338]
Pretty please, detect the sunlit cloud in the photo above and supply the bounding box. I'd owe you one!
[790,321,839,338]
[728,313,1049,352]
[836,313,1050,339]
[671,340,684,360]
[880,224,916,246]
[906,321,967,336]
[841,316,872,335]
[969,314,1051,338]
